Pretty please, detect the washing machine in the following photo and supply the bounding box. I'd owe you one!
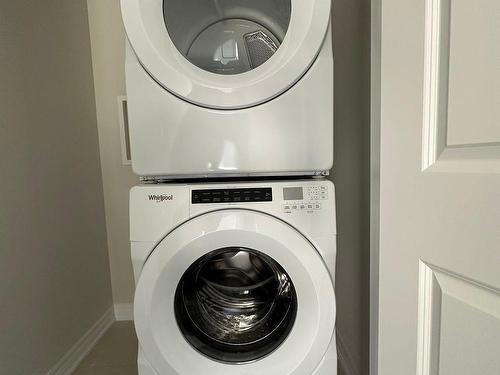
[121,0,334,179]
[130,180,337,374]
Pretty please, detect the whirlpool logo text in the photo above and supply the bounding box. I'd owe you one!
[148,194,174,203]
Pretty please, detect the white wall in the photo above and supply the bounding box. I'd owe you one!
[330,0,371,374]
[0,1,113,373]
[87,0,138,306]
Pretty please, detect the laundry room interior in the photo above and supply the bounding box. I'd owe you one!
[5,0,500,373]
[1,0,368,374]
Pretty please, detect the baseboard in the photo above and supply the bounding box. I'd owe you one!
[46,306,115,375]
[336,331,361,375]
[114,303,134,321]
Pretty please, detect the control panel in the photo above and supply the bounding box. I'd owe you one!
[283,185,329,213]
[192,188,273,204]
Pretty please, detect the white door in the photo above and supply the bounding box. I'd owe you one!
[374,0,500,374]
[134,209,335,375]
[121,0,331,108]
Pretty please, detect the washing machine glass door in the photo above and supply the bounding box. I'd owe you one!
[175,247,297,363]
[134,209,336,375]
[121,0,331,109]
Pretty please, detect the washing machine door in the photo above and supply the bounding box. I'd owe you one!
[121,0,331,109]
[134,209,335,375]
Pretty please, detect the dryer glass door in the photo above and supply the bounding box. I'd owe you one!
[121,0,331,109]
[174,247,297,363]
[163,0,291,75]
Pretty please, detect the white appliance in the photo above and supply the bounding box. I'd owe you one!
[130,180,337,375]
[121,0,334,179]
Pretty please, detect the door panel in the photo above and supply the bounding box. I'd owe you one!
[422,0,500,173]
[417,262,500,375]
[376,0,500,374]
[446,1,500,146]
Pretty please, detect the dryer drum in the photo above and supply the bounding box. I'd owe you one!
[174,247,297,363]
[163,0,292,75]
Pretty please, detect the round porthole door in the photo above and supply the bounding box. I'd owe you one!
[121,0,332,109]
[134,210,336,375]
[175,247,297,363]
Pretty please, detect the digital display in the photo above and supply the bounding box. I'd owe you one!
[283,187,303,201]
[192,188,272,204]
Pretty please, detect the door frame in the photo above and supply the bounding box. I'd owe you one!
[370,0,381,374]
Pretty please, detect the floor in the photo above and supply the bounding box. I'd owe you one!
[73,321,138,375]
[74,321,344,375]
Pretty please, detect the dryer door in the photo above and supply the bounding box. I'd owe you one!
[134,209,335,375]
[121,0,331,109]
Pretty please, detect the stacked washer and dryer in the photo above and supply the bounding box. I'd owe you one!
[121,1,336,374]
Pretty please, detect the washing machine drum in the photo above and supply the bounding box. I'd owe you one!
[121,0,332,109]
[175,247,297,363]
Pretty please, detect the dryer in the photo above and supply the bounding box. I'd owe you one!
[130,180,337,374]
[121,0,334,178]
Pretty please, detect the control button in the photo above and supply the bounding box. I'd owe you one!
[320,195,328,200]
[315,203,322,210]
[284,205,291,211]
[307,204,314,210]
[299,204,306,210]
[292,205,298,210]
[193,188,272,204]
[320,186,327,191]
